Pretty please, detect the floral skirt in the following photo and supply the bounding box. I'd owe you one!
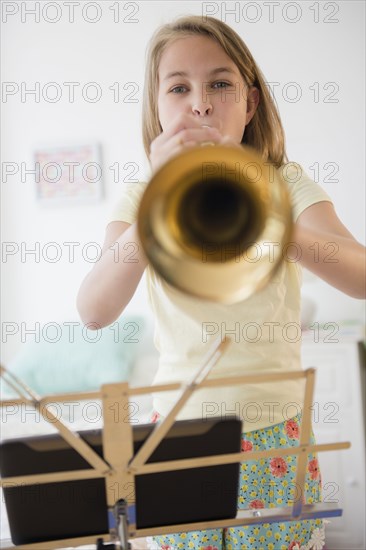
[148,412,325,550]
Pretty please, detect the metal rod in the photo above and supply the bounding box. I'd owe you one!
[292,368,316,518]
[0,503,342,550]
[0,369,308,408]
[132,502,343,538]
[0,365,111,476]
[101,382,135,509]
[0,468,105,487]
[0,533,109,550]
[128,337,228,472]
[128,440,350,476]
[0,440,350,487]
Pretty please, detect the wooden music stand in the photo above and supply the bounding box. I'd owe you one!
[0,337,350,549]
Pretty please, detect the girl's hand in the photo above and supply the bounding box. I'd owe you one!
[149,113,233,175]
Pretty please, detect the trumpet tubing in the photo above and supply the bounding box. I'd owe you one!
[138,144,293,303]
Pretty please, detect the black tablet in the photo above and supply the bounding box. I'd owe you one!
[0,417,242,545]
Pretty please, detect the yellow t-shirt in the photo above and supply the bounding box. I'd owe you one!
[108,162,332,431]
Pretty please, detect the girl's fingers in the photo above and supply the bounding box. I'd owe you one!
[176,126,221,145]
[158,112,222,147]
[150,118,233,175]
[150,139,198,175]
[152,127,220,162]
[170,140,197,159]
[152,114,196,147]
[165,112,216,140]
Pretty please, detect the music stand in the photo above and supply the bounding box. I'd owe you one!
[0,337,350,549]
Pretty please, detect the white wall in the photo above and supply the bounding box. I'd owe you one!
[2,1,365,364]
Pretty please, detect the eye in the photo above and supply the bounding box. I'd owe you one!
[212,81,231,89]
[170,85,187,94]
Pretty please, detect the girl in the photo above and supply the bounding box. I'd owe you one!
[77,15,365,550]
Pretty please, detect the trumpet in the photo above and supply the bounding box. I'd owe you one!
[137,144,293,304]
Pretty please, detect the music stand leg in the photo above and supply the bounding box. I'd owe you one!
[115,499,131,550]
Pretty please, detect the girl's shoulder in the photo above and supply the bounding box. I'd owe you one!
[107,181,149,226]
[276,162,332,222]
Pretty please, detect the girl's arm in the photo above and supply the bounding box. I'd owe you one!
[288,201,366,298]
[77,114,211,329]
[76,221,148,328]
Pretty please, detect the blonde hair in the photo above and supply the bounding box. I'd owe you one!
[142,15,288,167]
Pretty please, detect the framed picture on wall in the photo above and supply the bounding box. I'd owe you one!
[34,143,103,205]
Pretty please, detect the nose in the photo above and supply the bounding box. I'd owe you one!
[191,98,213,117]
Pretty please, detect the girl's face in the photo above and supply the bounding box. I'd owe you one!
[157,35,259,142]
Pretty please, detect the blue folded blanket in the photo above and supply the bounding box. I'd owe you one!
[1,316,145,396]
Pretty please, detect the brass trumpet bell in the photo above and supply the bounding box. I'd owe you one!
[138,144,293,304]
